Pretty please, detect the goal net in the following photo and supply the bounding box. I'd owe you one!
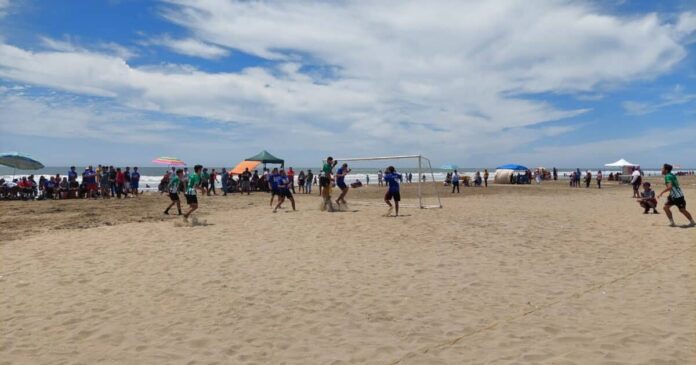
[327,155,442,209]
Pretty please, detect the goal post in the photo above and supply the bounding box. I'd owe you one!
[329,154,443,209]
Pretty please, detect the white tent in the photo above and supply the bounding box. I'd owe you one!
[605,158,640,178]
[604,158,638,167]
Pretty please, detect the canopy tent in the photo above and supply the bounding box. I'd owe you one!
[246,150,284,168]
[604,158,638,167]
[496,164,528,171]
[605,158,640,176]
[494,164,529,184]
[230,160,260,175]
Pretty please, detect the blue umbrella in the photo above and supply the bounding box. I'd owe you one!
[496,164,528,171]
[0,152,44,177]
[440,163,459,170]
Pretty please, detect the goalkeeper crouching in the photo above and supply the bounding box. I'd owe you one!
[384,166,402,217]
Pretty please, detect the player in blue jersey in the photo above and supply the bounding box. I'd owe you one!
[335,163,351,206]
[383,166,402,217]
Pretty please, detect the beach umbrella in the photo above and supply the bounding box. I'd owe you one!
[440,163,459,170]
[0,152,44,178]
[152,156,186,166]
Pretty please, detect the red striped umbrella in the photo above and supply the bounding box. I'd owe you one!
[152,156,186,166]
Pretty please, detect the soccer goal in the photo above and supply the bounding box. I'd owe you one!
[329,154,443,209]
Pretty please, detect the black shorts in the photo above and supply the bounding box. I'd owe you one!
[385,191,401,202]
[185,194,198,205]
[666,196,686,209]
[319,176,330,187]
[282,190,293,198]
[337,181,348,190]
[271,189,280,196]
[169,192,180,201]
[201,181,209,188]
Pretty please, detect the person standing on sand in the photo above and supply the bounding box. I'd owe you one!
[100,168,110,199]
[287,167,295,194]
[200,168,210,196]
[298,170,305,194]
[597,170,602,189]
[377,170,384,186]
[115,168,125,198]
[83,166,98,199]
[131,167,141,196]
[451,170,460,193]
[269,167,280,207]
[183,165,203,221]
[321,157,338,211]
[241,168,251,195]
[273,169,296,213]
[631,168,642,198]
[221,168,229,196]
[585,170,592,188]
[553,167,558,181]
[108,166,117,197]
[658,163,695,227]
[384,166,402,217]
[335,163,351,206]
[305,169,313,194]
[208,169,218,196]
[164,169,184,215]
[484,169,489,187]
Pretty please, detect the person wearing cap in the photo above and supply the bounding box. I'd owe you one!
[637,182,658,214]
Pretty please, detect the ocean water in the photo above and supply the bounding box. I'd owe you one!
[1,166,691,192]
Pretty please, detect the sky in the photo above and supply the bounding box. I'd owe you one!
[0,0,695,168]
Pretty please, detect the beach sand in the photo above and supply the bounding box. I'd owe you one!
[2,178,695,364]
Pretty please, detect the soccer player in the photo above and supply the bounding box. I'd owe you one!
[269,167,280,206]
[321,156,338,211]
[183,165,203,221]
[658,163,695,227]
[383,166,402,217]
[164,169,184,215]
[335,163,351,206]
[274,169,296,213]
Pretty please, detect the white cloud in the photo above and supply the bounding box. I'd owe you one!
[40,36,138,60]
[1,0,695,163]
[0,93,181,144]
[508,126,696,167]
[147,35,229,59]
[622,84,696,115]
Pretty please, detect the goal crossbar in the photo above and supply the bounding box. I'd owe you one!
[327,154,442,209]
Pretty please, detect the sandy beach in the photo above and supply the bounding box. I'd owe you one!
[2,178,695,364]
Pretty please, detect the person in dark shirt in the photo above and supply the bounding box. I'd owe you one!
[384,166,402,217]
[637,182,658,214]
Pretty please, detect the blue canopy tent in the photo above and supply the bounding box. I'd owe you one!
[494,164,530,184]
[496,164,528,171]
